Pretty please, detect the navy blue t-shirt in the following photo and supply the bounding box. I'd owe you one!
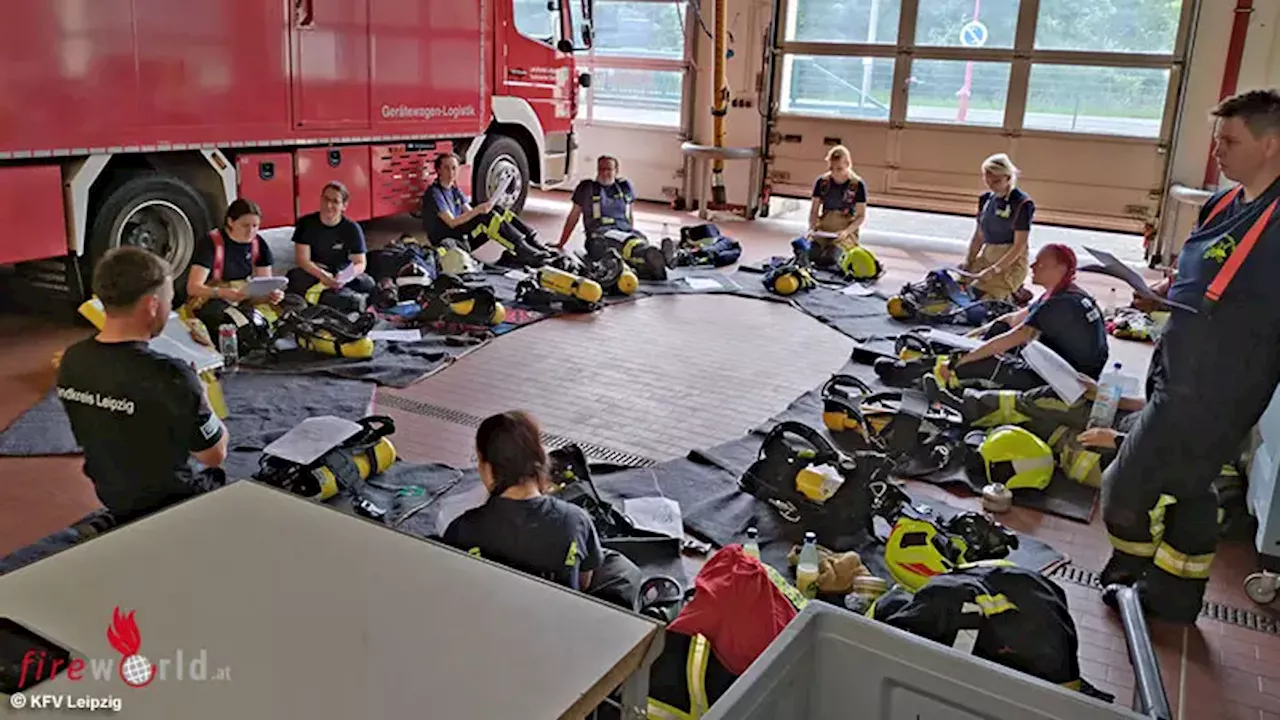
[1025,286,1109,379]
[292,212,366,273]
[1169,183,1280,310]
[423,182,470,243]
[812,175,867,216]
[190,229,273,281]
[978,189,1035,246]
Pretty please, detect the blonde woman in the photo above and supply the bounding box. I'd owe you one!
[806,145,867,267]
[962,154,1035,301]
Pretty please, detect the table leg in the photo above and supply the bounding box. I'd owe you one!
[619,629,666,720]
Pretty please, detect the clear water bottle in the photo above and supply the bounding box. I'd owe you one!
[1087,362,1125,429]
[743,527,760,560]
[662,222,672,242]
[796,532,820,599]
[218,324,239,369]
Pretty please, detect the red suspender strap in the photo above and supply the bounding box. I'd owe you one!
[1204,196,1280,306]
[1202,186,1243,228]
[209,230,224,283]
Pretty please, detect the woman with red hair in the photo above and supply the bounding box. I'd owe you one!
[943,243,1110,380]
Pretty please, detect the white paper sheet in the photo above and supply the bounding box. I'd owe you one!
[840,283,875,297]
[435,481,491,533]
[1082,246,1197,313]
[334,265,358,285]
[1022,341,1087,404]
[623,497,684,540]
[262,416,363,466]
[243,276,288,300]
[149,313,224,373]
[503,270,531,281]
[684,277,722,291]
[368,329,422,342]
[920,328,983,351]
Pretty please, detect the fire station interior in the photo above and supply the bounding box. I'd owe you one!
[1,0,1279,718]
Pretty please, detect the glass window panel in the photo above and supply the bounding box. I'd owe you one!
[513,0,558,43]
[913,0,1019,49]
[587,67,684,126]
[905,60,1010,127]
[781,55,895,120]
[786,0,902,44]
[592,1,687,59]
[1023,64,1169,137]
[1035,0,1182,54]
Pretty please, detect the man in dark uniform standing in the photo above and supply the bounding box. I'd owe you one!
[1102,89,1280,623]
[57,247,230,524]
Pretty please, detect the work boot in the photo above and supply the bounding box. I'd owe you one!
[1099,551,1147,588]
[1136,577,1205,625]
[874,357,932,388]
[660,237,677,268]
[921,374,965,414]
[636,246,669,281]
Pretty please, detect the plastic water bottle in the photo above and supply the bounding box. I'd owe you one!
[1087,362,1125,429]
[743,527,761,560]
[218,324,238,369]
[796,532,821,599]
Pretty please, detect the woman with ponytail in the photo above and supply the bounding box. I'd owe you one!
[942,243,1110,381]
[441,411,642,609]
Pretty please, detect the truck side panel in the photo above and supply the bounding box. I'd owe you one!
[0,166,68,265]
[296,147,373,222]
[293,0,373,130]
[237,153,297,229]
[370,0,486,138]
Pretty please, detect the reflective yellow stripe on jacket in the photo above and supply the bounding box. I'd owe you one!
[648,634,712,720]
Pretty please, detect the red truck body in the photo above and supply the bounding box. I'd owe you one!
[0,0,585,294]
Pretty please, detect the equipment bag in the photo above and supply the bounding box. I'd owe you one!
[677,224,743,268]
[416,274,506,328]
[887,269,1018,326]
[739,421,893,538]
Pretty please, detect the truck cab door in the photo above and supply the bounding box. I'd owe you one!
[291,0,372,130]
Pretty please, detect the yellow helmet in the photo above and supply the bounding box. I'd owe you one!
[839,245,882,280]
[884,517,953,591]
[979,425,1055,491]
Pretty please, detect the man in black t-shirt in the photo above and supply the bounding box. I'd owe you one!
[57,247,229,524]
[287,182,376,312]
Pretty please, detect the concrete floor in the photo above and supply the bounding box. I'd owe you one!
[0,193,1275,719]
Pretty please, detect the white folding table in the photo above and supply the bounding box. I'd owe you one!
[0,481,664,719]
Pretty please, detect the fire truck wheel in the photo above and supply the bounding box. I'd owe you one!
[89,174,212,290]
[473,136,530,213]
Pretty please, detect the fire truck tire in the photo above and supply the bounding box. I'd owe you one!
[88,174,212,284]
[473,136,530,213]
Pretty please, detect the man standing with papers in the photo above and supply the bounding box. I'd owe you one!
[1100,90,1280,624]
[59,247,229,525]
[287,181,376,313]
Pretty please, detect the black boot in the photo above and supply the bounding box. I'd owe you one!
[661,237,677,268]
[922,374,965,414]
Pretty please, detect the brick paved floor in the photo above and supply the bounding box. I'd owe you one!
[0,194,1275,717]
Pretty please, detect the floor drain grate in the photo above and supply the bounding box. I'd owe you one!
[377,392,658,469]
[1050,564,1280,635]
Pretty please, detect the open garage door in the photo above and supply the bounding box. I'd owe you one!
[762,0,1196,235]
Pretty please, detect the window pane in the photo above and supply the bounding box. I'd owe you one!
[1023,65,1169,137]
[592,1,687,59]
[781,55,894,120]
[1035,0,1182,54]
[513,0,557,43]
[914,0,1019,49]
[906,60,1010,127]
[589,67,683,126]
[786,0,902,44]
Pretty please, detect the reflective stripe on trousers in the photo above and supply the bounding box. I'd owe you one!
[647,634,712,720]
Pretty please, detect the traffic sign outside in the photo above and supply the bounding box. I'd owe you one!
[959,20,988,47]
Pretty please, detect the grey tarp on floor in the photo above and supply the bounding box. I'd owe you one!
[0,374,376,469]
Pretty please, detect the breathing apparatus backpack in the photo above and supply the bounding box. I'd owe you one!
[761,245,817,297]
[368,240,438,309]
[868,479,1019,591]
[675,224,743,268]
[515,260,604,313]
[739,421,893,539]
[255,415,398,510]
[214,303,276,358]
[887,269,1018,326]
[416,274,507,327]
[821,374,965,477]
[578,249,640,296]
[277,303,378,359]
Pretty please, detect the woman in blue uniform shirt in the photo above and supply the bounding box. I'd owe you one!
[805,145,867,266]
[962,154,1036,301]
[942,243,1109,381]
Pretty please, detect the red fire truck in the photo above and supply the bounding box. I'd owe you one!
[0,0,592,300]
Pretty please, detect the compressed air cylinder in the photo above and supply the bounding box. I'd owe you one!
[538,266,604,305]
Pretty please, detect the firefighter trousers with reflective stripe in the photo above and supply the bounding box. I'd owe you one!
[1099,309,1280,621]
[647,634,712,720]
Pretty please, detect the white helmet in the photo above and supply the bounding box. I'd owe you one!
[436,240,481,275]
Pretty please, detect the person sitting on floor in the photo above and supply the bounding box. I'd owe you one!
[185,198,285,338]
[555,154,674,280]
[805,144,868,268]
[961,153,1036,303]
[286,182,377,313]
[441,410,642,610]
[58,247,229,525]
[422,153,555,267]
[941,243,1109,384]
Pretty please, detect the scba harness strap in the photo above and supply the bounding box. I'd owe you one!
[591,179,635,227]
[209,230,262,283]
[1196,185,1280,311]
[817,175,863,216]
